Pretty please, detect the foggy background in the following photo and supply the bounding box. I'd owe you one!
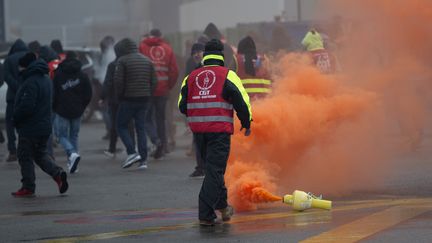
[0,0,323,53]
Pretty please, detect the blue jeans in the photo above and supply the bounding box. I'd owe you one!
[54,115,81,157]
[116,101,149,160]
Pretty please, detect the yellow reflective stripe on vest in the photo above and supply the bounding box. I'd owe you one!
[203,54,224,62]
[188,116,233,123]
[187,102,233,110]
[242,79,271,85]
[245,88,271,93]
[178,75,189,107]
[227,70,252,121]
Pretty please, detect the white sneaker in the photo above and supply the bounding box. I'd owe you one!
[137,161,148,170]
[68,153,80,174]
[122,153,141,168]
[103,150,115,158]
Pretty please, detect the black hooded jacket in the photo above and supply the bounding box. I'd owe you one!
[203,23,236,71]
[39,45,59,63]
[13,59,53,137]
[113,38,157,101]
[53,58,92,119]
[4,39,29,103]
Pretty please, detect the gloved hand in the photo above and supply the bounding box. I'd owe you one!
[240,127,251,137]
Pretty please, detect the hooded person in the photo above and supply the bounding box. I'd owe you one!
[28,40,41,54]
[52,51,92,174]
[203,23,236,71]
[50,39,66,61]
[236,36,272,100]
[178,39,252,226]
[39,45,61,79]
[11,52,68,197]
[139,29,179,156]
[3,39,29,162]
[100,39,135,158]
[114,38,158,169]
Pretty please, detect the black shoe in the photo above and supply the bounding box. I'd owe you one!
[152,144,164,159]
[54,171,69,194]
[189,170,205,179]
[199,219,222,226]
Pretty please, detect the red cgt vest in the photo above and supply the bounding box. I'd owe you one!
[187,66,234,134]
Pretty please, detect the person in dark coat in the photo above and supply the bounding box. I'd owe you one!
[53,51,92,174]
[3,39,28,162]
[113,38,157,169]
[28,40,41,54]
[203,23,236,71]
[11,52,68,197]
[100,46,135,158]
[185,42,206,179]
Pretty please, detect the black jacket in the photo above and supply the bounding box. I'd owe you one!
[114,38,157,102]
[13,59,53,137]
[101,60,117,105]
[4,39,28,103]
[53,58,92,119]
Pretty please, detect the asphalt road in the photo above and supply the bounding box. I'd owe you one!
[0,122,431,243]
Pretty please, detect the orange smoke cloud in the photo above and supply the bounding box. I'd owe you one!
[226,0,432,211]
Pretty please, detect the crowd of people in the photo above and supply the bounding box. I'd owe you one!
[1,21,333,225]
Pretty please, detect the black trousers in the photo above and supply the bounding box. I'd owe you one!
[145,96,167,148]
[17,136,63,192]
[5,103,17,154]
[194,132,231,221]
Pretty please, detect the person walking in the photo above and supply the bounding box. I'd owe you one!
[114,38,157,169]
[184,42,206,179]
[53,51,92,174]
[139,29,179,157]
[178,39,252,226]
[11,52,68,197]
[3,39,29,162]
[100,42,135,158]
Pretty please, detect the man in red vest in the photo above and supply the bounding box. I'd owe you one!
[178,39,252,226]
[139,29,179,157]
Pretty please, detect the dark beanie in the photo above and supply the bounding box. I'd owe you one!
[150,28,162,37]
[204,39,224,56]
[191,43,205,56]
[19,52,37,68]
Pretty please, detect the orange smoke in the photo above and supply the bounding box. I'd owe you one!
[226,0,432,211]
